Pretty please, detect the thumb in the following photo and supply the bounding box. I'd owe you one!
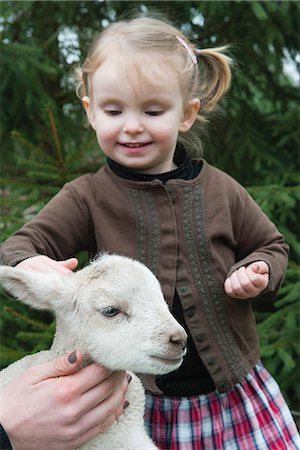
[58,258,78,271]
[250,261,269,274]
[30,350,83,383]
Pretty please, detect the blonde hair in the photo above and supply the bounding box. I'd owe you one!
[76,16,232,156]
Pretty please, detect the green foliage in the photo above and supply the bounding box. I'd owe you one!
[0,291,55,366]
[0,104,95,367]
[256,263,300,411]
[248,180,300,414]
[1,103,101,241]
[0,0,299,418]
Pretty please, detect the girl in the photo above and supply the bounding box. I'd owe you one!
[1,16,299,450]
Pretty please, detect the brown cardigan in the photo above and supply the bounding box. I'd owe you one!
[0,160,289,393]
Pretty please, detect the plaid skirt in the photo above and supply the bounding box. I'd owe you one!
[144,362,300,450]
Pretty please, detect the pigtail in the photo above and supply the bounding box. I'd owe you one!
[74,66,86,99]
[195,46,232,111]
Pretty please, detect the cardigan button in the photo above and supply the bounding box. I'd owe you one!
[196,334,205,343]
[207,358,216,366]
[217,381,231,392]
[186,309,194,318]
[179,286,188,294]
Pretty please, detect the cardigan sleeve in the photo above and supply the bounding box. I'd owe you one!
[0,178,96,267]
[226,186,289,300]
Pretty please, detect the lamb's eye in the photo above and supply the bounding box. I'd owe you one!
[100,306,120,317]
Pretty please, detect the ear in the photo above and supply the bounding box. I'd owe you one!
[179,98,200,133]
[82,95,96,130]
[0,266,75,311]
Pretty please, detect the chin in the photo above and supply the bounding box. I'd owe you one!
[139,356,183,375]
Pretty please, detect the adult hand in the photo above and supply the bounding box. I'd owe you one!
[0,351,129,450]
[16,255,78,274]
[224,261,269,299]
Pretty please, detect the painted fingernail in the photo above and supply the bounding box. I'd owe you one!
[68,350,77,364]
[123,401,129,410]
[127,374,132,384]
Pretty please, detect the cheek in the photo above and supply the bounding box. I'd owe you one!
[95,121,118,144]
[152,123,179,142]
[152,114,182,137]
[96,129,110,144]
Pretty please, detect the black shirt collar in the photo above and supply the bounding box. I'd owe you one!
[107,143,201,183]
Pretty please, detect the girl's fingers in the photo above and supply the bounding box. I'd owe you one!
[248,261,269,275]
[228,268,251,298]
[225,263,269,299]
[16,256,78,274]
[57,258,78,271]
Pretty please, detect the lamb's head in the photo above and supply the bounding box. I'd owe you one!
[0,254,187,375]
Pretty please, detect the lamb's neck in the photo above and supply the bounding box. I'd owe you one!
[50,318,112,368]
[50,317,91,364]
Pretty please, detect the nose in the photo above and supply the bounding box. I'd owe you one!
[170,332,187,351]
[123,114,144,134]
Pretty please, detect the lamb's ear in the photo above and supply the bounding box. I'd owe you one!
[0,266,75,311]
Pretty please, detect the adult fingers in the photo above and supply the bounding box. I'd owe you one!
[76,371,128,416]
[28,350,83,383]
[70,376,129,447]
[71,410,122,449]
[60,363,116,396]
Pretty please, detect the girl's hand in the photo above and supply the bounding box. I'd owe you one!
[15,255,78,274]
[224,261,269,299]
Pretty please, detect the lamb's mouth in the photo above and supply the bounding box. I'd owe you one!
[150,355,183,365]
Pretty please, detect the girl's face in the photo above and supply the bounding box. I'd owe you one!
[83,59,199,174]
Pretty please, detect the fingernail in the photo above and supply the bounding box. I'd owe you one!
[123,401,129,410]
[127,374,132,384]
[68,351,77,364]
[256,264,260,271]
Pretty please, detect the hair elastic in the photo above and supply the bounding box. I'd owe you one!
[176,36,197,65]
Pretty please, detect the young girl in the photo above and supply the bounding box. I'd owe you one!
[1,16,299,450]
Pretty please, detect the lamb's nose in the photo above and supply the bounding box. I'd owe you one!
[170,334,187,350]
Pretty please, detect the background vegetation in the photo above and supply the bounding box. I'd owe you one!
[0,0,299,422]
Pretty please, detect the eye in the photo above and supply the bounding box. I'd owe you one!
[145,110,164,116]
[104,110,122,116]
[99,306,121,317]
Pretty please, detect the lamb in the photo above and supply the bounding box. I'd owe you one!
[0,254,187,450]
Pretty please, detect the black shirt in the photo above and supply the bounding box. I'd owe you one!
[0,424,12,450]
[107,144,215,396]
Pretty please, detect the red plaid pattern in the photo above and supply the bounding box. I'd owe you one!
[144,362,300,449]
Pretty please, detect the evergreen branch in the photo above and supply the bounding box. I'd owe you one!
[46,106,67,182]
[26,171,65,182]
[66,134,97,164]
[0,348,28,360]
[11,131,56,164]
[4,307,51,330]
[0,177,60,194]
[17,331,52,340]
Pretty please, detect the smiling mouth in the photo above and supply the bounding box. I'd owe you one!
[120,142,151,148]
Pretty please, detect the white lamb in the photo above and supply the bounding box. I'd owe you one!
[0,254,187,450]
